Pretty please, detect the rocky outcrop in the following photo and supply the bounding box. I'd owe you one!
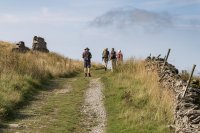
[12,41,30,53]
[32,36,49,53]
[145,56,200,133]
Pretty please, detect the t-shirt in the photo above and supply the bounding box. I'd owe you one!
[110,51,116,59]
[117,52,123,61]
[82,51,92,61]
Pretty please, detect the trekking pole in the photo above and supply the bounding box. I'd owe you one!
[182,64,196,97]
[162,49,171,71]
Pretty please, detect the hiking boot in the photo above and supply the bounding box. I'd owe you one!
[85,73,87,77]
[88,73,91,77]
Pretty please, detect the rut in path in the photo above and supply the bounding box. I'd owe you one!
[82,78,107,133]
[1,78,77,133]
[0,76,107,133]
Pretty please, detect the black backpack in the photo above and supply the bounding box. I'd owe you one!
[83,51,91,61]
[110,51,116,59]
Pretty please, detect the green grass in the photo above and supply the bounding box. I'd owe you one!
[2,74,89,133]
[40,75,89,133]
[0,41,82,122]
[0,74,43,119]
[101,61,174,133]
[0,41,174,132]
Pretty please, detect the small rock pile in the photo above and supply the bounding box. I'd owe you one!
[12,41,30,53]
[145,56,200,133]
[32,36,49,53]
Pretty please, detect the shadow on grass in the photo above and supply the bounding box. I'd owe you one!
[0,71,81,128]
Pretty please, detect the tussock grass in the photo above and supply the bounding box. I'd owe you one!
[102,59,174,133]
[0,41,82,119]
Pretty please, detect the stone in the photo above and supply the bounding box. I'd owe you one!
[145,56,200,133]
[12,41,30,53]
[32,36,49,53]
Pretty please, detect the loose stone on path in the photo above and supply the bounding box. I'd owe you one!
[82,78,107,133]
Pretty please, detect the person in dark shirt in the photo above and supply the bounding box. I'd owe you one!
[110,48,117,72]
[82,47,92,77]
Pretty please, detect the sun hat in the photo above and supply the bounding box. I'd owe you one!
[85,47,90,50]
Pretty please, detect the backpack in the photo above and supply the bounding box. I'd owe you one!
[83,51,91,61]
[110,51,116,59]
[103,50,109,58]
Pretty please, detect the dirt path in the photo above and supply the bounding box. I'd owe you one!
[1,77,89,133]
[1,75,107,133]
[2,78,75,133]
[82,78,107,133]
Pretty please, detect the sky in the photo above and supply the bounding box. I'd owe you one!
[0,0,200,74]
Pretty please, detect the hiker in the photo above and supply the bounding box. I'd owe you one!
[102,48,110,71]
[110,48,117,72]
[82,47,92,77]
[117,50,123,65]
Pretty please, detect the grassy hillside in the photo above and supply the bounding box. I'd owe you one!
[0,41,82,119]
[102,60,174,133]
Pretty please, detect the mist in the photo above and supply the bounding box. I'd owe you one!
[90,8,173,33]
[84,7,200,73]
[0,1,200,73]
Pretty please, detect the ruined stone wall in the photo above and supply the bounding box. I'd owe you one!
[145,56,200,133]
[11,36,50,53]
[32,36,49,53]
[12,41,30,53]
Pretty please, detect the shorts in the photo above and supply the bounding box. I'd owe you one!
[84,61,91,68]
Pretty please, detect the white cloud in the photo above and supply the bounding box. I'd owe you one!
[0,8,91,24]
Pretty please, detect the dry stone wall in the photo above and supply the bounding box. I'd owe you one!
[145,56,200,133]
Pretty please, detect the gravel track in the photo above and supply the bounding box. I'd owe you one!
[82,78,107,133]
